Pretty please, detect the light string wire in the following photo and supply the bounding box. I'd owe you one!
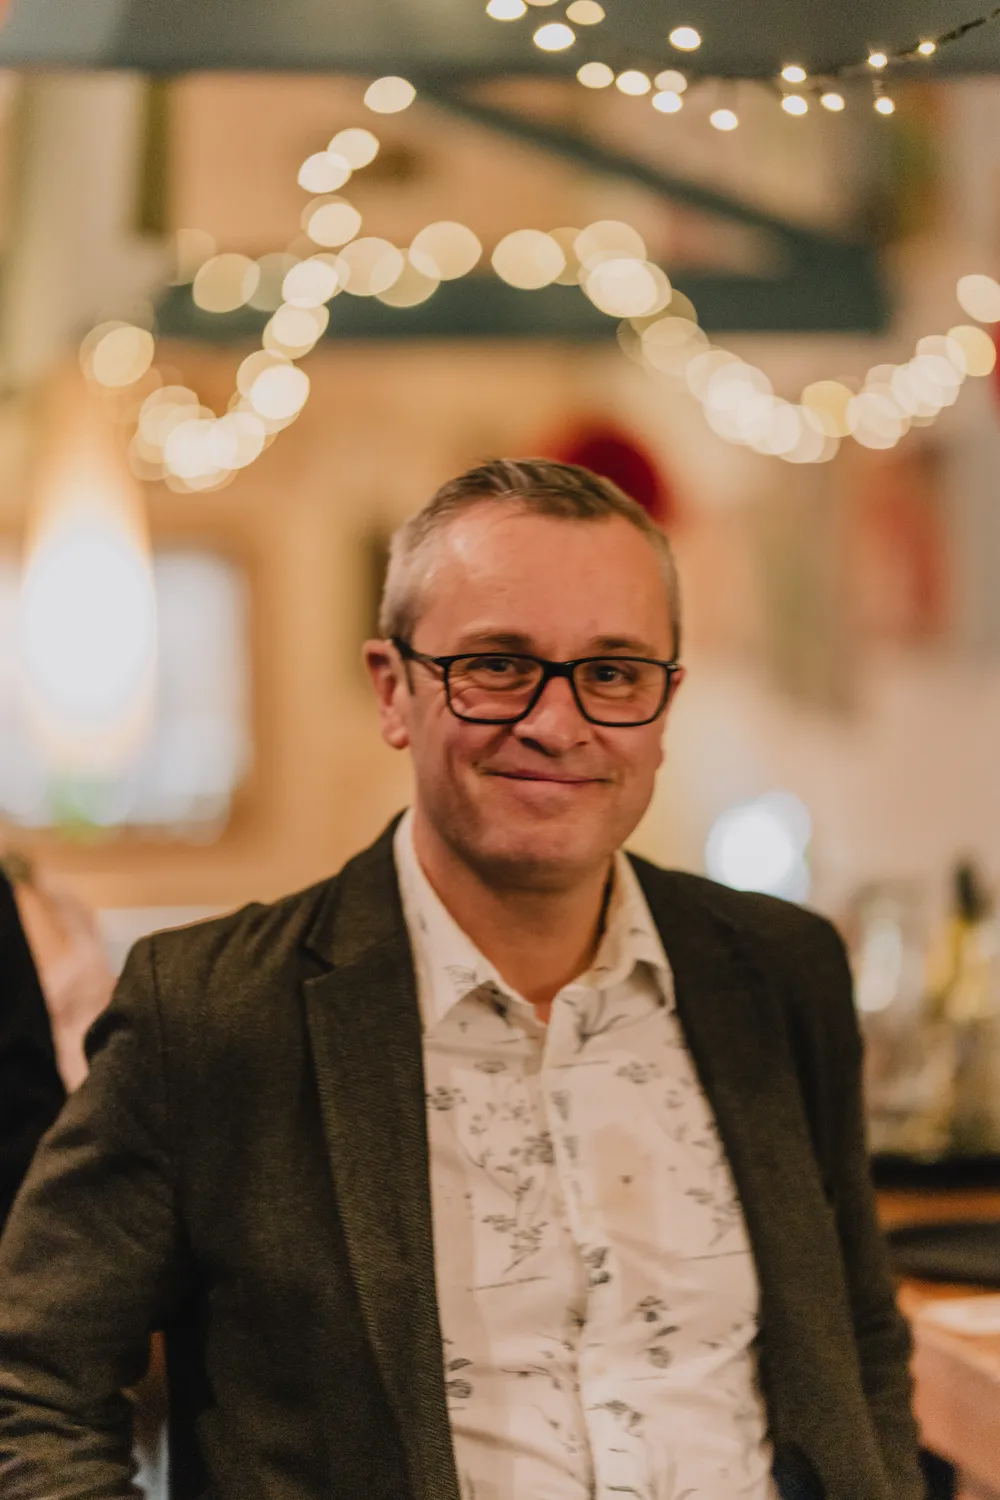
[77,64,1000,483]
[496,2,1000,122]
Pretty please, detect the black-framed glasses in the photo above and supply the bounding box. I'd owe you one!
[392,637,681,727]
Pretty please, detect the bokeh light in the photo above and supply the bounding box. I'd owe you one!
[297,151,352,194]
[193,253,261,313]
[304,197,363,248]
[81,324,155,388]
[282,255,343,308]
[492,230,566,289]
[577,61,614,87]
[328,128,380,169]
[669,25,701,49]
[337,237,405,296]
[363,76,416,113]
[654,69,687,92]
[575,220,647,265]
[956,273,1000,323]
[616,70,651,96]
[249,364,311,421]
[409,222,482,280]
[263,303,330,356]
[566,0,604,22]
[377,261,441,307]
[583,258,671,318]
[534,22,575,48]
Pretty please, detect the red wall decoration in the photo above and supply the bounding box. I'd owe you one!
[548,421,678,529]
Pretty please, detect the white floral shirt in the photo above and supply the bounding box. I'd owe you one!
[395,813,779,1500]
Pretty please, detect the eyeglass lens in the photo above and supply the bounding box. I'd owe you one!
[447,655,669,724]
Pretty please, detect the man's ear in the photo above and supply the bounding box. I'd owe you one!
[363,639,411,750]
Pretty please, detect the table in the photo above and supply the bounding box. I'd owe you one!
[878,1190,1000,1500]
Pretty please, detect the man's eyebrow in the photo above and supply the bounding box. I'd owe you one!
[588,635,662,655]
[452,630,535,651]
[450,630,665,656]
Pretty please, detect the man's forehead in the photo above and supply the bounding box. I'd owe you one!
[415,509,672,647]
[435,505,660,577]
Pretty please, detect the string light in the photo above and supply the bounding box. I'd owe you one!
[668,25,702,50]
[710,108,739,131]
[363,76,416,113]
[90,32,1000,490]
[616,69,651,95]
[566,1,604,23]
[577,61,614,87]
[534,20,575,48]
[484,1,1000,136]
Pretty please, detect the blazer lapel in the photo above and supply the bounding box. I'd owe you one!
[632,863,847,1435]
[302,826,460,1500]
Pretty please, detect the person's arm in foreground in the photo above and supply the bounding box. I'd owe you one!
[0,872,65,1232]
[0,938,183,1500]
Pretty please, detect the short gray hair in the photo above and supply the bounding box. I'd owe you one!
[378,458,682,657]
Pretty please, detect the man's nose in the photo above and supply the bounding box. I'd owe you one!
[512,674,590,751]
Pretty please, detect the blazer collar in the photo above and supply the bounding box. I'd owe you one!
[302,819,460,1500]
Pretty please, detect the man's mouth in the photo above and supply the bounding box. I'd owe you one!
[486,770,606,785]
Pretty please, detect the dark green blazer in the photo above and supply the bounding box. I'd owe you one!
[0,822,924,1500]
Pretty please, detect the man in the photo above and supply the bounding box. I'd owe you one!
[0,864,65,1233]
[0,459,923,1500]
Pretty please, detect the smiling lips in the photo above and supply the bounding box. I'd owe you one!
[487,769,607,785]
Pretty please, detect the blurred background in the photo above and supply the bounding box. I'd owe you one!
[1,1,1000,1158]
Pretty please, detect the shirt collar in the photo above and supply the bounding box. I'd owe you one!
[393,809,672,1034]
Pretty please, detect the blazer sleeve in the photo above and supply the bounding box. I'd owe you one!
[790,914,926,1500]
[0,935,186,1500]
[0,874,65,1232]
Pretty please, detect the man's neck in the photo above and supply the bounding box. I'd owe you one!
[410,814,612,1022]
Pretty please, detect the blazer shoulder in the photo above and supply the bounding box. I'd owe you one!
[628,857,848,974]
[137,872,340,997]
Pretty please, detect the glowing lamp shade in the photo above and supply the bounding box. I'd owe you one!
[705,792,811,900]
[17,516,157,771]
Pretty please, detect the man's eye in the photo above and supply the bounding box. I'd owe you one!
[478,656,517,674]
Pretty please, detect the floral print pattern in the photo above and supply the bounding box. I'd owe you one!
[395,811,779,1500]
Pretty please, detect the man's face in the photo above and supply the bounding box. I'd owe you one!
[366,504,683,889]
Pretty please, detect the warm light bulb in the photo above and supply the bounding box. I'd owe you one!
[566,0,604,23]
[781,94,808,115]
[917,39,936,56]
[652,90,684,113]
[820,91,845,111]
[487,0,528,16]
[868,50,888,69]
[577,61,614,87]
[781,64,807,83]
[616,69,651,95]
[710,108,739,131]
[669,25,701,50]
[534,20,575,48]
[874,94,895,115]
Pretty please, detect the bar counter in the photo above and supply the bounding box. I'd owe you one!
[878,1189,1000,1499]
